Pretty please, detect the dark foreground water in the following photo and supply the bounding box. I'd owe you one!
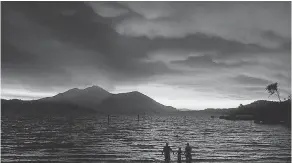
[1,114,291,163]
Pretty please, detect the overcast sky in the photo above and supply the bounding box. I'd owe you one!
[2,2,291,109]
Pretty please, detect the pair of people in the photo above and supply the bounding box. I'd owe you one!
[162,143,192,163]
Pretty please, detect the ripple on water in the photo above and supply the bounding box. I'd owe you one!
[1,114,291,163]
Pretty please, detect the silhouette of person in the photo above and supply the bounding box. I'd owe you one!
[175,147,182,163]
[184,143,192,163]
[162,142,173,162]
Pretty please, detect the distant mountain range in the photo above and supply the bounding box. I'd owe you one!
[2,86,177,115]
[98,91,176,114]
[178,100,289,114]
[40,86,111,110]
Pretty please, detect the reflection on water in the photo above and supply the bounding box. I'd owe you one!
[1,114,291,162]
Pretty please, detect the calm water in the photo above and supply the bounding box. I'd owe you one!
[1,114,291,163]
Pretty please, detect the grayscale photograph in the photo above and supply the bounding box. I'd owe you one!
[1,1,291,163]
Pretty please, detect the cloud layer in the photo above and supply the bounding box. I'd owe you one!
[2,2,291,109]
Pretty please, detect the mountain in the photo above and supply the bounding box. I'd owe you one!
[241,100,274,108]
[40,86,111,109]
[229,100,279,115]
[97,91,177,114]
[1,99,95,115]
[225,99,291,126]
[2,86,177,115]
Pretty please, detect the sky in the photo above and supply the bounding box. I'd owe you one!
[1,2,291,110]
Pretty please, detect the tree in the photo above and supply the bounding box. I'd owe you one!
[266,82,281,102]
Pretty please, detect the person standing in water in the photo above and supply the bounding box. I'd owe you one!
[162,143,173,162]
[184,143,192,163]
[175,147,182,163]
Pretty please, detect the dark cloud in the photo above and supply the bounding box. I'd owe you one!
[2,2,265,87]
[261,30,289,43]
[2,2,179,89]
[1,2,290,109]
[113,2,290,50]
[231,75,271,86]
[171,55,257,70]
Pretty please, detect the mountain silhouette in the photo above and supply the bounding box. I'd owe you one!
[225,99,291,127]
[40,85,111,109]
[241,100,274,108]
[97,91,176,114]
[229,100,277,114]
[2,86,177,115]
[1,99,95,115]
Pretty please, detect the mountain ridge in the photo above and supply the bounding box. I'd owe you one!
[2,85,177,114]
[39,85,111,109]
[98,91,176,114]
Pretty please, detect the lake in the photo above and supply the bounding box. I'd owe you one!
[1,114,291,162]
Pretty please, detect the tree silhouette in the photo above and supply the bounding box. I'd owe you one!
[266,82,281,102]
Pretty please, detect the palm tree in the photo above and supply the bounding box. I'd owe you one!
[265,82,281,102]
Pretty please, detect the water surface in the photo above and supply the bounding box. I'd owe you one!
[2,114,291,162]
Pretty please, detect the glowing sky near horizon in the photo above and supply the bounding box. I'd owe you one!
[1,2,291,109]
